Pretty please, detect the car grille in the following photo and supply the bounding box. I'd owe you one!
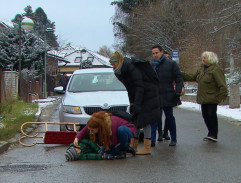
[84,106,128,115]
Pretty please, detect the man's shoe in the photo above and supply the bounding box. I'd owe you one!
[169,140,177,146]
[151,142,156,147]
[163,134,170,140]
[157,135,163,141]
[203,137,210,141]
[206,136,218,142]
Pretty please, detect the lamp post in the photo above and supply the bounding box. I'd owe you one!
[44,27,54,99]
[18,17,34,93]
[80,49,87,69]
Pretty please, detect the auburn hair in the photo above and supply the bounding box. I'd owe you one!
[87,111,112,151]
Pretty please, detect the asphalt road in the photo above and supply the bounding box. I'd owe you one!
[0,102,241,183]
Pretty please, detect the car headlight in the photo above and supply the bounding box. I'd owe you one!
[63,105,82,114]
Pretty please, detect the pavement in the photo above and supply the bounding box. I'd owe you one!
[0,96,61,155]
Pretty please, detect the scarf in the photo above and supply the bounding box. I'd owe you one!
[152,54,166,70]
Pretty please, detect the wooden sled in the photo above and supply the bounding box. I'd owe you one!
[19,122,80,147]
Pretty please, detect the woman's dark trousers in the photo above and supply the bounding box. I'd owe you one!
[201,104,218,138]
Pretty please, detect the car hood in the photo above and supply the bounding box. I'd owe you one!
[62,91,129,107]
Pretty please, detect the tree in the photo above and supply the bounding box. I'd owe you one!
[111,0,240,74]
[12,6,59,48]
[0,26,46,71]
[0,5,58,71]
[97,45,113,58]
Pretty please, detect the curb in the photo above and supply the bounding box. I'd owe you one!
[0,141,10,154]
[0,97,61,155]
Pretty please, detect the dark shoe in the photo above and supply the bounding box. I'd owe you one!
[206,136,218,142]
[151,142,156,147]
[157,135,163,141]
[169,140,177,146]
[115,151,126,159]
[126,146,136,156]
[163,134,170,140]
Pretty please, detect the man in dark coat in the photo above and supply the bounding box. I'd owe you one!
[58,72,69,91]
[151,45,183,146]
[109,51,161,155]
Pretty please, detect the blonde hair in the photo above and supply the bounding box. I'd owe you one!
[110,51,124,67]
[201,51,219,65]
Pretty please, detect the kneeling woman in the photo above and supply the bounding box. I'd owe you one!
[74,111,136,158]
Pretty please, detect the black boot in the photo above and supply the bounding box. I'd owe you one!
[115,151,126,159]
[126,146,136,156]
[157,130,163,141]
[163,130,170,140]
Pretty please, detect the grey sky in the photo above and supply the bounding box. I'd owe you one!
[0,0,116,51]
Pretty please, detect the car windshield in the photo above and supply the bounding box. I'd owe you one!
[68,72,126,92]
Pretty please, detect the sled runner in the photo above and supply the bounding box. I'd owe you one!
[19,122,79,147]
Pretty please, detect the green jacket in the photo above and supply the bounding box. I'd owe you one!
[68,139,102,160]
[182,64,228,104]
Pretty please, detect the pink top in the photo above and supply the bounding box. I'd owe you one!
[75,115,136,146]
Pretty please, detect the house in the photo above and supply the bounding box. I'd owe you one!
[56,44,111,74]
[0,19,13,29]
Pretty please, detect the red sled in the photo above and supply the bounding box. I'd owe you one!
[19,122,79,147]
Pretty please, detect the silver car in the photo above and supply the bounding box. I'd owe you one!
[55,68,130,131]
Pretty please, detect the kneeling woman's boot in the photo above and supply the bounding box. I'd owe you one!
[129,138,139,152]
[115,151,126,159]
[136,138,151,155]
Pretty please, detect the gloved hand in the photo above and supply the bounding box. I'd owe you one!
[175,93,181,105]
[102,153,114,160]
[175,93,181,100]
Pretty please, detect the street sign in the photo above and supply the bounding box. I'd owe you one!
[172,50,180,64]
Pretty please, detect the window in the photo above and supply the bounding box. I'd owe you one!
[87,57,94,62]
[74,57,82,63]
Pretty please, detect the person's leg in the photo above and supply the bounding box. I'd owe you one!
[163,117,170,140]
[201,104,211,137]
[205,104,218,141]
[136,124,152,155]
[163,107,177,146]
[115,126,135,159]
[117,126,133,149]
[157,109,163,141]
[151,122,158,146]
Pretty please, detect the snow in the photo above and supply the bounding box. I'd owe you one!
[32,97,241,122]
[32,97,61,117]
[178,101,241,122]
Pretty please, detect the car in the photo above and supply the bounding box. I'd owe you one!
[54,68,130,131]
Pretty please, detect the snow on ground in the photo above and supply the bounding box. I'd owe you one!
[32,96,61,117]
[179,101,241,122]
[32,97,241,122]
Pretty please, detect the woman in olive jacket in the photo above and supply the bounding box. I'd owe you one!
[182,51,228,142]
[109,51,161,155]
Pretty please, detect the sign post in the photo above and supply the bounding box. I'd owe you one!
[172,50,180,64]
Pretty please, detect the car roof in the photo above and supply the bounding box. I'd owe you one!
[72,68,114,75]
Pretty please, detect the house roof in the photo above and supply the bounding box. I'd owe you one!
[0,19,13,28]
[55,44,111,67]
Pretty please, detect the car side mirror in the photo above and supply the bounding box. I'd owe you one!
[54,86,65,94]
